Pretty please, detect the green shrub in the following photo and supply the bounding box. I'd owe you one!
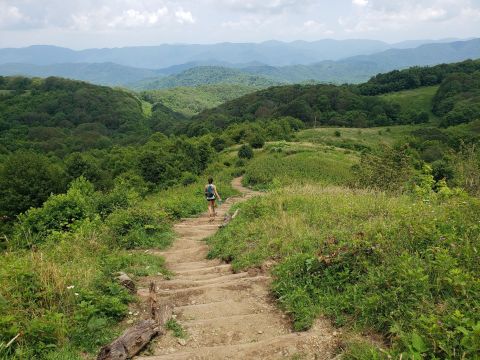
[0,151,65,218]
[248,134,265,149]
[238,144,254,159]
[12,178,96,248]
[106,205,172,249]
[96,182,140,219]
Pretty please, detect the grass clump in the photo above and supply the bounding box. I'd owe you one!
[208,186,480,358]
[165,319,187,339]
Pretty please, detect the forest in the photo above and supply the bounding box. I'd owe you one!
[0,58,479,359]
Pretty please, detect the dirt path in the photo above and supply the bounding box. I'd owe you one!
[135,177,338,360]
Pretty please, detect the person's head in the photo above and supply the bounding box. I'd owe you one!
[208,177,213,184]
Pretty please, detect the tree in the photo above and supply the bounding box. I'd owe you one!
[238,144,254,159]
[249,134,265,149]
[0,151,65,217]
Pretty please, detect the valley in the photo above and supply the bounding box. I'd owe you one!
[0,53,479,360]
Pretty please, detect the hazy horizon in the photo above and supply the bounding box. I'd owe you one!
[0,0,479,49]
[0,37,473,51]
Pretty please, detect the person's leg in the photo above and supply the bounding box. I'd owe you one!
[207,200,213,218]
[212,200,216,217]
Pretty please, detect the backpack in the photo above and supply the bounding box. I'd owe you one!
[206,184,215,200]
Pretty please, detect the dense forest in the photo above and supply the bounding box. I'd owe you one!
[131,66,281,91]
[182,84,424,135]
[0,76,147,155]
[358,59,480,95]
[1,58,479,359]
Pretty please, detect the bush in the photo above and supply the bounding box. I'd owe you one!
[0,151,65,218]
[248,134,265,149]
[238,144,254,159]
[12,178,96,248]
[106,205,172,249]
[95,182,139,219]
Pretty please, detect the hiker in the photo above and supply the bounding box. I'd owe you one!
[205,177,221,221]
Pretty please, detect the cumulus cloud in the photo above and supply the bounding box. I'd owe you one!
[107,8,169,28]
[175,8,195,24]
[352,0,369,7]
[221,0,314,14]
[340,0,470,33]
[0,0,196,30]
[0,4,31,29]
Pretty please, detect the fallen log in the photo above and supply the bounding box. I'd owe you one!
[219,209,239,228]
[97,282,172,360]
[97,319,160,360]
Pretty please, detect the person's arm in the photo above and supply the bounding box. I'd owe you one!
[214,185,221,201]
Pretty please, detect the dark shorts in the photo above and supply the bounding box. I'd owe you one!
[206,197,215,202]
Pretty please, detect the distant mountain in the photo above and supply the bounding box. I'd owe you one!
[0,62,162,86]
[0,39,450,68]
[130,66,282,90]
[1,39,478,88]
[242,38,480,84]
[344,38,480,71]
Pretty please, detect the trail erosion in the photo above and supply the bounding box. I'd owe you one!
[135,177,338,360]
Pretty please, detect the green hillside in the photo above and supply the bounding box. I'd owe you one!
[0,76,147,156]
[141,84,262,117]
[359,59,480,95]
[130,66,281,90]
[188,83,428,136]
[1,61,479,360]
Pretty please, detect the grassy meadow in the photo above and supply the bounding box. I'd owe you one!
[208,124,480,359]
[296,125,418,152]
[380,86,439,120]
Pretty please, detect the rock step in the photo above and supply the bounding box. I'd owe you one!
[167,260,223,271]
[157,246,209,257]
[137,332,335,360]
[153,313,291,353]
[172,299,273,321]
[146,278,271,307]
[157,272,251,290]
[173,264,232,277]
[154,276,271,297]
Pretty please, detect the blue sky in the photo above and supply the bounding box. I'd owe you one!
[0,0,479,48]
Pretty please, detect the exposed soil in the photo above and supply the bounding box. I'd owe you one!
[134,177,339,360]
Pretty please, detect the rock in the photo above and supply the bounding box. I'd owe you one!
[177,338,187,346]
[257,330,263,334]
[116,272,136,294]
[126,319,134,325]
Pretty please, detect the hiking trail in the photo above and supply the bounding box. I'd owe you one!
[134,177,338,359]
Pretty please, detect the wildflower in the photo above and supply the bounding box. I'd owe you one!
[67,285,75,289]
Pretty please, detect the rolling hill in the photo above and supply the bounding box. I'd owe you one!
[141,84,262,117]
[130,66,281,90]
[0,62,162,87]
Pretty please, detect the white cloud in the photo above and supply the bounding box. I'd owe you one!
[107,7,169,28]
[341,0,467,33]
[175,8,195,24]
[0,4,30,28]
[352,0,368,7]
[221,0,313,14]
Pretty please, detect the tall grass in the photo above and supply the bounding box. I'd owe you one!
[0,159,238,359]
[243,143,357,189]
[208,186,480,358]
